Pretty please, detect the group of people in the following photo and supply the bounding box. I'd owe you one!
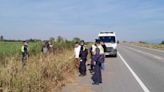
[21,41,53,66]
[74,39,106,85]
[41,41,53,54]
[21,39,106,85]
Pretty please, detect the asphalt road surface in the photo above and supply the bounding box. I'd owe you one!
[63,44,164,92]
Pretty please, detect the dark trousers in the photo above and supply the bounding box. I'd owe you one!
[90,55,95,71]
[90,64,94,71]
[92,62,102,83]
[22,53,27,66]
[79,59,87,75]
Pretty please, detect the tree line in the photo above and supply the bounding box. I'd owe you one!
[0,35,81,43]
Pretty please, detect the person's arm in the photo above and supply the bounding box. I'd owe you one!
[26,47,30,57]
[74,48,76,58]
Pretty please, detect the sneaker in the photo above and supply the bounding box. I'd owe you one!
[92,82,99,85]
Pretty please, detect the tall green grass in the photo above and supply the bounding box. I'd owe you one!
[0,41,42,65]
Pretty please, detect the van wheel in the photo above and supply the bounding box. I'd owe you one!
[114,54,117,57]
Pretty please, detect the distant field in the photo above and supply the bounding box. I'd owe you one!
[0,41,42,54]
[0,41,42,65]
[130,42,164,50]
[0,41,21,56]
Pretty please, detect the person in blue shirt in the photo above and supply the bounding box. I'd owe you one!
[89,44,96,73]
[79,40,88,76]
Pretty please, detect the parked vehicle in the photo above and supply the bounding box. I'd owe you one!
[98,32,117,57]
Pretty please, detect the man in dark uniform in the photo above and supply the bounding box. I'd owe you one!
[89,44,96,73]
[79,40,88,76]
[91,39,103,85]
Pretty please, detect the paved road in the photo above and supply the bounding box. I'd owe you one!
[63,44,164,92]
[118,44,164,92]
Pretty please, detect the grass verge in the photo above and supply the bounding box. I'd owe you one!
[0,50,76,92]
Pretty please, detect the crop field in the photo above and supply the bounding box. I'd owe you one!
[0,41,42,65]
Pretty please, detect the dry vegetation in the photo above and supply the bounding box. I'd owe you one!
[0,37,95,92]
[0,39,78,92]
[0,49,77,92]
[130,42,164,50]
[0,50,77,92]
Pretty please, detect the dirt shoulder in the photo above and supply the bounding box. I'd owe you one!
[62,62,94,92]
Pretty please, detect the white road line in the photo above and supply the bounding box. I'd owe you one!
[126,47,164,60]
[118,52,150,92]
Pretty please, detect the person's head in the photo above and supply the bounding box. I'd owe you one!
[80,40,85,46]
[23,41,28,46]
[100,40,104,45]
[95,39,101,46]
[75,42,79,47]
[45,41,49,44]
[22,41,25,45]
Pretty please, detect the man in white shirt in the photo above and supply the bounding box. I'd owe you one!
[74,42,81,68]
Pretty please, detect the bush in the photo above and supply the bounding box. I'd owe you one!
[160,41,164,44]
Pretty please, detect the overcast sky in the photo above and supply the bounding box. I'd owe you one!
[0,0,164,42]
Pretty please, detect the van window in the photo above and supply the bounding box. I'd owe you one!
[99,36,116,43]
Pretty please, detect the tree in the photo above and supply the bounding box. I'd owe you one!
[73,37,80,42]
[160,41,164,44]
[28,38,41,42]
[0,35,4,40]
[57,36,64,43]
[49,37,55,42]
[139,41,147,44]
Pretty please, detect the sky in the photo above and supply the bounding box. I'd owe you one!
[0,0,164,42]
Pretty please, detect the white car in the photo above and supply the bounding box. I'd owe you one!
[98,32,117,57]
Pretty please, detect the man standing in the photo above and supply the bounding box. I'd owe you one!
[79,40,88,76]
[91,39,103,85]
[74,42,81,68]
[21,41,29,66]
[89,44,96,73]
[100,41,105,70]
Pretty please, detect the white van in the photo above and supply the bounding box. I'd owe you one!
[98,32,117,57]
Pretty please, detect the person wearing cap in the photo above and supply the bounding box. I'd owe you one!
[79,40,88,76]
[91,39,103,85]
[21,41,29,66]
